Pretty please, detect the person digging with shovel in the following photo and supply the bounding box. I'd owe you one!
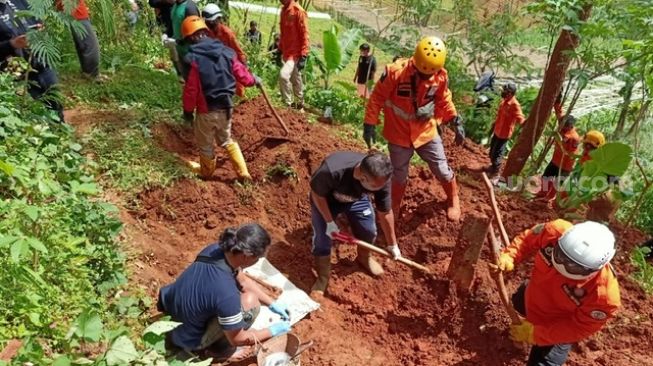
[309,150,401,297]
[181,16,261,181]
[363,36,465,222]
[495,220,621,366]
[157,223,292,363]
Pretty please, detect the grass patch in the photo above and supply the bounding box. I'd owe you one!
[228,3,395,86]
[85,119,191,194]
[61,66,181,111]
[632,246,653,294]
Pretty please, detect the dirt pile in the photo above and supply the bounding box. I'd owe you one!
[85,97,652,365]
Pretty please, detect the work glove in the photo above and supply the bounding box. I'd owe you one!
[325,221,340,239]
[497,253,515,272]
[387,244,401,259]
[268,321,291,337]
[363,123,376,149]
[449,116,465,145]
[296,55,307,70]
[509,320,535,344]
[253,75,263,87]
[269,301,290,321]
[183,111,194,123]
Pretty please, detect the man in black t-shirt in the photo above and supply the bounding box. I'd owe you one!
[309,151,400,296]
[352,43,376,98]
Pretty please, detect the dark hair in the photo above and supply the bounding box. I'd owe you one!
[503,82,517,94]
[219,223,271,257]
[250,21,257,26]
[562,114,576,126]
[359,43,370,51]
[360,151,393,179]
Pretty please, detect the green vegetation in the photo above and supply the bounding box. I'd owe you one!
[632,246,653,294]
[86,119,192,194]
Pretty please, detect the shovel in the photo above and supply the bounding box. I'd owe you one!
[257,83,291,142]
[332,232,431,273]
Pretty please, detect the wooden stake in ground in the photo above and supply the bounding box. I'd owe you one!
[447,213,490,292]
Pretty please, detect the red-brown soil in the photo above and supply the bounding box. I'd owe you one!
[69,97,653,365]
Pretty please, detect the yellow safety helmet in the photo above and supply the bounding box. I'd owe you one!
[583,130,606,149]
[413,37,447,75]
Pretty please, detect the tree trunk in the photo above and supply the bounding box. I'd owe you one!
[625,99,651,137]
[502,4,592,178]
[613,82,634,138]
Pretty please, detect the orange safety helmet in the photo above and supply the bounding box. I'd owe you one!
[413,36,447,75]
[181,15,209,39]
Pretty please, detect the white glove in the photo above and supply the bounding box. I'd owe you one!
[387,244,401,259]
[325,221,340,239]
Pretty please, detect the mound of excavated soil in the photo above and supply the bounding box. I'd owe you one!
[73,97,653,365]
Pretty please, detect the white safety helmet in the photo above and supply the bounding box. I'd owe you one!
[552,221,616,280]
[202,3,223,21]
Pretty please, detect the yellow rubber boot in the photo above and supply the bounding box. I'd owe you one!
[225,142,252,180]
[199,154,216,179]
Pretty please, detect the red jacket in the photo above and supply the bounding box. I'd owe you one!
[279,0,309,61]
[183,39,255,114]
[364,58,457,148]
[502,219,621,345]
[56,0,89,20]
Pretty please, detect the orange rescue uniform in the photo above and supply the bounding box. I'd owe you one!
[493,95,525,139]
[279,1,310,61]
[551,128,580,172]
[502,219,621,345]
[210,23,247,97]
[364,58,457,148]
[56,0,89,20]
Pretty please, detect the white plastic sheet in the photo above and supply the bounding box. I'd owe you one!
[244,258,320,330]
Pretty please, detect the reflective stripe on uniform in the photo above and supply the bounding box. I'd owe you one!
[384,100,415,121]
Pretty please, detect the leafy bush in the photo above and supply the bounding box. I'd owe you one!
[0,74,125,344]
[305,85,365,125]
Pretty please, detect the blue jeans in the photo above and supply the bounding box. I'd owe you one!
[310,196,377,256]
[512,282,572,366]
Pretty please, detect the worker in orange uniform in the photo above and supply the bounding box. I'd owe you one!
[363,37,465,221]
[538,115,580,199]
[487,82,525,175]
[202,3,247,98]
[279,0,309,110]
[497,220,620,366]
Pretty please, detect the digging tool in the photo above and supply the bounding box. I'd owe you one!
[481,172,511,247]
[488,225,522,324]
[332,232,431,273]
[257,83,290,136]
[480,172,523,324]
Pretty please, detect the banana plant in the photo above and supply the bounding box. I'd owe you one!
[307,26,362,89]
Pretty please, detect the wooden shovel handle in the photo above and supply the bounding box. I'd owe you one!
[481,172,511,247]
[488,225,522,324]
[333,233,431,273]
[258,84,290,135]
